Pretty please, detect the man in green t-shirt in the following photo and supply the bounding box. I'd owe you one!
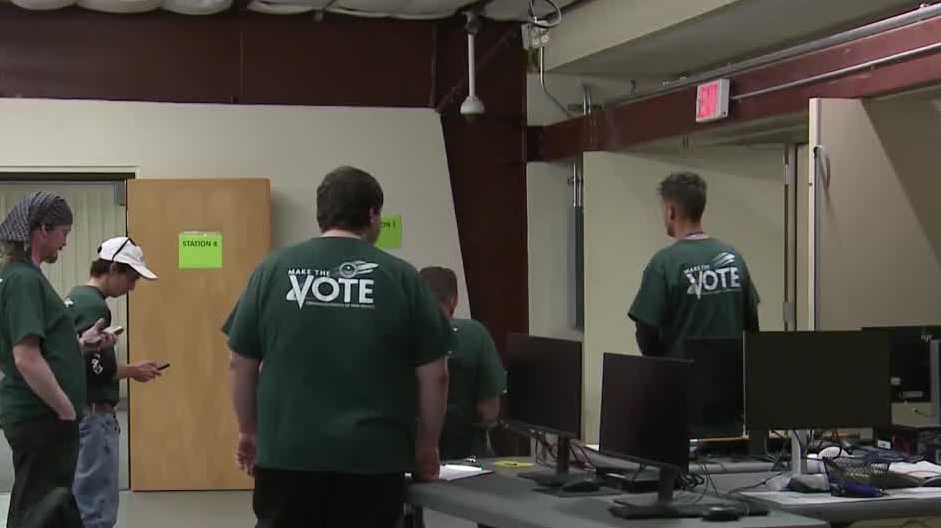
[67,236,162,528]
[0,192,115,528]
[419,266,506,460]
[224,166,451,528]
[629,172,760,358]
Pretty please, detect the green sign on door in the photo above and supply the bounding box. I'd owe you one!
[179,232,223,269]
[377,215,403,250]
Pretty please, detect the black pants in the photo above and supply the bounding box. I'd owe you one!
[253,468,405,528]
[3,417,82,528]
[403,506,494,528]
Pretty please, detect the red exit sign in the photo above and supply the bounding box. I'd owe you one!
[696,79,731,123]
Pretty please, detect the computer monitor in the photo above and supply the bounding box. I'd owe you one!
[745,331,892,430]
[599,353,691,502]
[862,326,941,403]
[685,337,745,440]
[505,334,582,484]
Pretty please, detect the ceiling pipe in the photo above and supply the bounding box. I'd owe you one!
[539,46,573,118]
[581,83,592,115]
[732,39,941,101]
[604,2,941,108]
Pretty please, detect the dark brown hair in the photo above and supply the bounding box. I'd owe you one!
[316,166,384,232]
[419,266,458,305]
[659,171,707,222]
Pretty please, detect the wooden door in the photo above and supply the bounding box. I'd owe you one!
[127,179,270,490]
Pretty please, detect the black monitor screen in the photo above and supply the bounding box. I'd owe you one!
[686,338,744,439]
[862,326,941,403]
[599,353,691,472]
[505,334,582,438]
[745,331,891,430]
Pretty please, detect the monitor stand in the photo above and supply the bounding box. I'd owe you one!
[518,435,578,487]
[791,430,807,477]
[929,339,941,426]
[610,468,770,520]
[610,468,698,518]
[748,429,768,457]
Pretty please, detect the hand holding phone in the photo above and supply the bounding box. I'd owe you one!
[104,325,124,336]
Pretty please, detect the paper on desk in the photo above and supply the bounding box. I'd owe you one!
[743,488,941,505]
[493,460,534,469]
[890,461,941,478]
[887,488,941,499]
[741,491,905,505]
[439,464,492,482]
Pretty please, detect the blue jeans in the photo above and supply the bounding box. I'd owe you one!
[72,412,120,528]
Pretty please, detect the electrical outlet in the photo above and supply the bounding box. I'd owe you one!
[522,23,551,50]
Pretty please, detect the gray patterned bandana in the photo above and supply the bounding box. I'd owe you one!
[0,192,73,242]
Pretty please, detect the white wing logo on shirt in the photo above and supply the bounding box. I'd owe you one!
[711,252,736,268]
[64,297,75,307]
[335,261,379,279]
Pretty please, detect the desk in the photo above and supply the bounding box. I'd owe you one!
[707,472,941,525]
[406,462,827,528]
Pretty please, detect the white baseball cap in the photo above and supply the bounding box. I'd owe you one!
[98,237,158,280]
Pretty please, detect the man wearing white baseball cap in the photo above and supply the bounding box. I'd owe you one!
[65,237,162,528]
[97,236,158,280]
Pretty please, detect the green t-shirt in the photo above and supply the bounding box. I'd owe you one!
[65,285,120,405]
[629,238,760,358]
[440,318,506,460]
[223,237,453,474]
[0,261,86,426]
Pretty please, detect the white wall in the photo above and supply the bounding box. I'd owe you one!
[582,147,785,441]
[0,99,470,318]
[527,161,582,341]
[582,152,669,441]
[525,72,631,340]
[809,96,941,331]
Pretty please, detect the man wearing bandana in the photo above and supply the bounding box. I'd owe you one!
[0,192,115,527]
